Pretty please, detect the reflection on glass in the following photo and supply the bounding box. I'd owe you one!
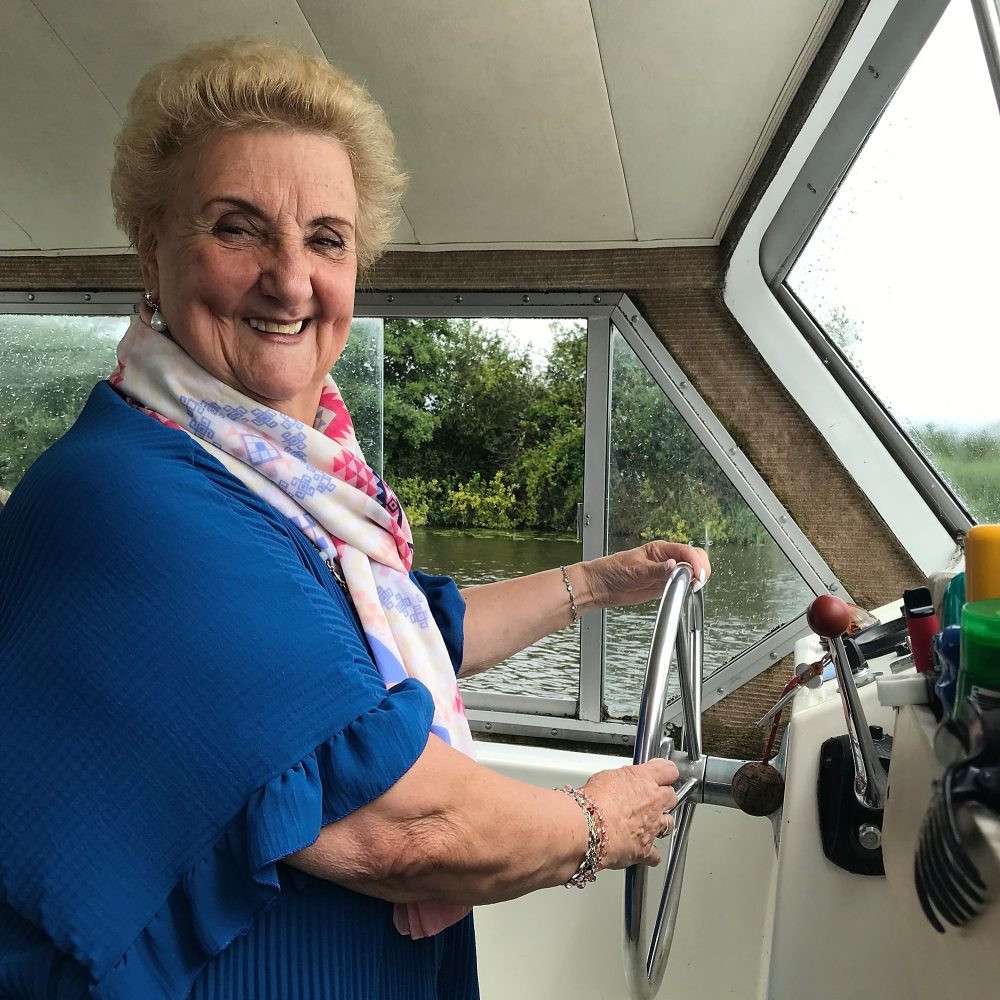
[0,314,127,491]
[604,327,812,717]
[787,0,1000,522]
[379,316,585,700]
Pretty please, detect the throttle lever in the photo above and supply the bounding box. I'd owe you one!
[808,595,889,810]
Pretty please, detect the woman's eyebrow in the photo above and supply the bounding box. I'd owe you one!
[203,197,355,232]
[313,215,355,233]
[202,196,268,219]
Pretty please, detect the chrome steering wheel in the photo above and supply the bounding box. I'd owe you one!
[623,562,705,1000]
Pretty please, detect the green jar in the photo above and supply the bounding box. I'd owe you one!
[942,572,965,630]
[957,599,1000,716]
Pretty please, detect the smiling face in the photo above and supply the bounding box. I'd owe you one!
[139,128,358,424]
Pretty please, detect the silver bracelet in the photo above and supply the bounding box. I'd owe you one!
[557,785,607,888]
[559,565,579,624]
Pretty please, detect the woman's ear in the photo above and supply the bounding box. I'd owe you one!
[137,224,160,299]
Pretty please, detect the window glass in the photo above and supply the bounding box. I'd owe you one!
[0,314,127,492]
[604,326,813,716]
[380,317,585,700]
[787,0,1000,522]
[334,316,384,472]
[1,313,383,493]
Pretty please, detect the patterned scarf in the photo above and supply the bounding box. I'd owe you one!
[111,314,473,938]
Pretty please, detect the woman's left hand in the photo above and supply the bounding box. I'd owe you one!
[582,540,711,610]
[459,540,711,676]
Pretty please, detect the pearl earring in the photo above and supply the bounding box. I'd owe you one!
[143,290,168,333]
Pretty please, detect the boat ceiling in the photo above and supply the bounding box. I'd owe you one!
[0,0,841,256]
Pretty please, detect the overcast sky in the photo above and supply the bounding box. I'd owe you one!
[790,0,999,431]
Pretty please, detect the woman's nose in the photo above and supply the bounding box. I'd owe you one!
[259,242,313,308]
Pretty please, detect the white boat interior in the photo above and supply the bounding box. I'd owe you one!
[2,0,1000,997]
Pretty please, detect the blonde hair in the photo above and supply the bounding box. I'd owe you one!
[111,39,407,272]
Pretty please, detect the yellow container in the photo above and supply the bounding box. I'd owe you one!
[965,524,1000,603]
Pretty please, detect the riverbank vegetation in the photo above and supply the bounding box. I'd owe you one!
[913,424,1000,522]
[368,317,1000,536]
[370,317,584,533]
[0,317,122,491]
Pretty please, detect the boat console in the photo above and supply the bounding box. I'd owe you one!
[475,573,1000,998]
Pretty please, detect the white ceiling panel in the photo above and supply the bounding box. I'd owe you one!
[592,0,835,241]
[393,210,418,246]
[31,0,324,116]
[0,1,123,251]
[299,0,636,245]
[0,208,37,251]
[0,1,840,253]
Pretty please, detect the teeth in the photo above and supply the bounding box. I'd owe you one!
[247,318,305,335]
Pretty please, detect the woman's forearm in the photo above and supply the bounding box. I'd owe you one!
[285,735,589,904]
[456,541,712,676]
[458,564,593,676]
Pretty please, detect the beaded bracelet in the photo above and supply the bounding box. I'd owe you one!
[557,785,608,888]
[559,566,580,624]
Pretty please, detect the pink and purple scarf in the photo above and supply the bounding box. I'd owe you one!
[111,314,474,938]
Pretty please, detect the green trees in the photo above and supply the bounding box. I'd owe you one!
[607,335,765,545]
[378,317,584,532]
[513,329,586,531]
[0,315,123,491]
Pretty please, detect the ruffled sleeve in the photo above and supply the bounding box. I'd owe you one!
[411,570,466,674]
[94,679,433,1000]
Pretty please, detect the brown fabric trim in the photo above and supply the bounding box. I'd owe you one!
[0,255,141,291]
[370,247,721,292]
[0,246,721,293]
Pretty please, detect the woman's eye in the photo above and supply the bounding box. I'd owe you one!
[215,218,257,240]
[311,234,346,251]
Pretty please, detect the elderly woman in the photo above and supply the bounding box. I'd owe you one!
[0,40,710,1000]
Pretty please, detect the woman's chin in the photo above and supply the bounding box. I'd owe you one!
[239,374,320,421]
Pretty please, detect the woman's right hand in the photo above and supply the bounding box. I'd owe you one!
[581,758,680,869]
[288,736,681,905]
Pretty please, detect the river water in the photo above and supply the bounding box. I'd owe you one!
[412,527,813,717]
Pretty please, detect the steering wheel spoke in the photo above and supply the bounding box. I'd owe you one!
[647,797,697,984]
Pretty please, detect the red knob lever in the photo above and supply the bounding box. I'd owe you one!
[806,594,852,639]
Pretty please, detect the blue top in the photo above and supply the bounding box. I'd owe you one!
[0,382,479,1000]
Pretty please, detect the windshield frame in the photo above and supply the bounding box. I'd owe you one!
[726,0,965,573]
[761,0,979,538]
